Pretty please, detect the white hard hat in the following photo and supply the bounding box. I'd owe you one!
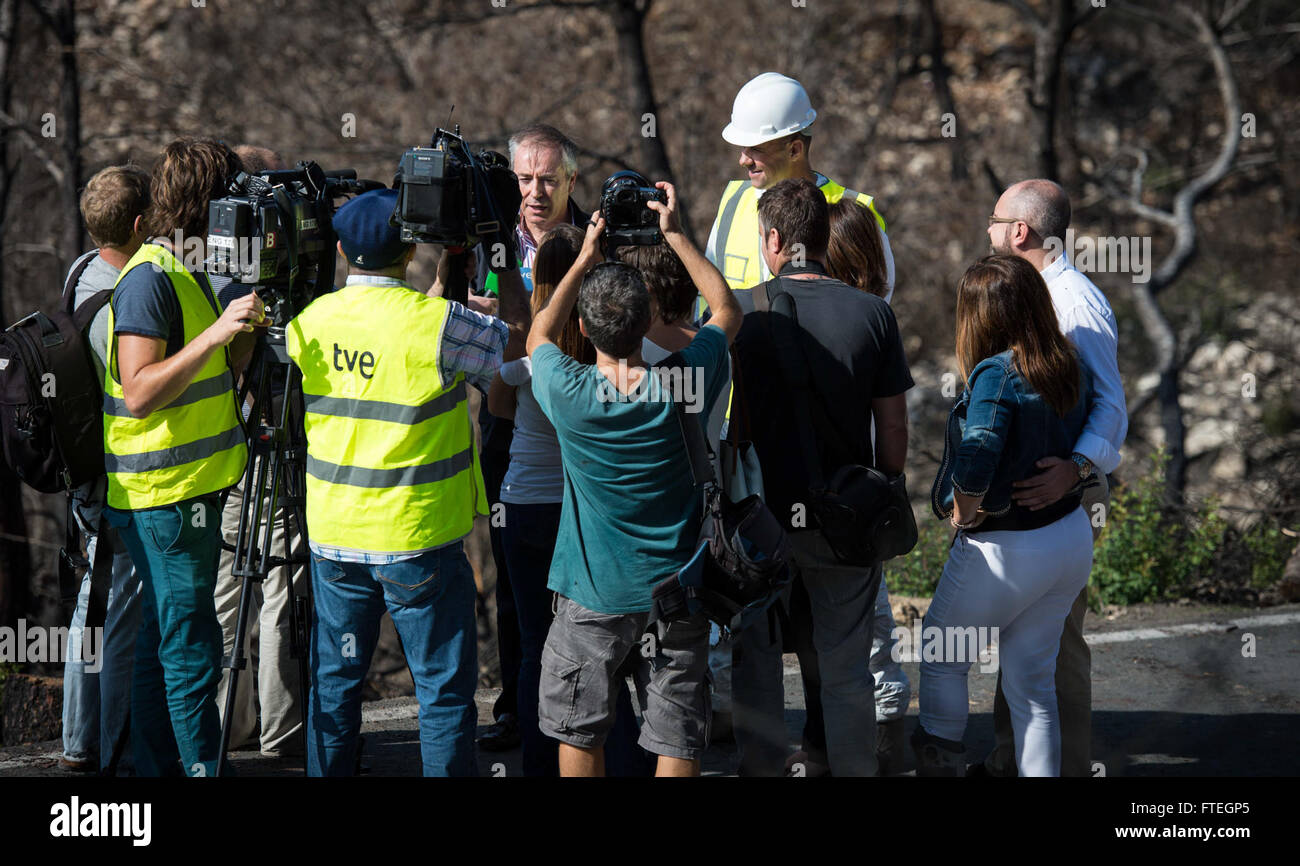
[722,72,817,147]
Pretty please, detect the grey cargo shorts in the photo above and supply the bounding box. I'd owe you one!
[538,594,711,761]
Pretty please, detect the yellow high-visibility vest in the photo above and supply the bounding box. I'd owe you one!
[285,281,487,554]
[103,243,247,510]
[700,177,887,422]
[709,177,885,292]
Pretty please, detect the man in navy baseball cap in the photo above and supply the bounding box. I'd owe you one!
[285,182,523,776]
[332,187,412,271]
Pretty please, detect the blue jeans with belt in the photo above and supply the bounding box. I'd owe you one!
[107,496,225,777]
[307,542,478,776]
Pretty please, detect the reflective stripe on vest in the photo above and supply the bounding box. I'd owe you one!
[103,243,247,510]
[285,283,487,554]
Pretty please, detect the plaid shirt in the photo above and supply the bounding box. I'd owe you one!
[310,274,506,564]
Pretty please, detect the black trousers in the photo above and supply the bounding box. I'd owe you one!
[481,446,520,720]
[783,575,827,754]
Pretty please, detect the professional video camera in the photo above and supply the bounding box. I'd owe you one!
[206,161,383,325]
[392,125,520,249]
[205,160,380,776]
[601,170,666,247]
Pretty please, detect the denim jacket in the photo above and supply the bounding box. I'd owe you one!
[931,349,1094,520]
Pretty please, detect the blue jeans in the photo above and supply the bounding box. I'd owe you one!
[734,531,883,777]
[62,484,142,771]
[502,501,652,777]
[501,502,562,776]
[308,543,478,777]
[63,478,142,769]
[108,497,225,777]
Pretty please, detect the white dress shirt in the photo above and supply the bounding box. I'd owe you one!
[1040,252,1127,475]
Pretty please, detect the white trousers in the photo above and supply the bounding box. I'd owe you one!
[919,507,1092,776]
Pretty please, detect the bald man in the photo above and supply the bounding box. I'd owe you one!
[979,178,1127,776]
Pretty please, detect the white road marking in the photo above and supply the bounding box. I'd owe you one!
[880,611,1300,664]
[1084,612,1300,645]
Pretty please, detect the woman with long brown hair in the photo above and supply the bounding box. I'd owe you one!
[825,198,890,301]
[914,254,1096,777]
[487,224,635,777]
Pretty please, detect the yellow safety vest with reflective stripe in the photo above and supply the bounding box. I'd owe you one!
[285,282,487,554]
[103,243,248,510]
[700,177,887,420]
[708,176,885,294]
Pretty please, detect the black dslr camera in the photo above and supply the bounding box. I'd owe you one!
[391,126,520,249]
[601,171,666,246]
[206,162,383,326]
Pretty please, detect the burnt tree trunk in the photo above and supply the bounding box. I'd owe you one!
[920,0,967,180]
[0,0,32,631]
[29,0,81,260]
[1027,0,1074,182]
[607,0,692,240]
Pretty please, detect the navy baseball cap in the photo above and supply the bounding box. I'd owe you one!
[334,188,409,270]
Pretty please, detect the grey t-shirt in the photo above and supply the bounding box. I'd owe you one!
[66,250,121,377]
[110,260,191,357]
[498,356,564,505]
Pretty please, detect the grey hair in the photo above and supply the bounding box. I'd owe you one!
[1006,179,1071,242]
[508,124,578,178]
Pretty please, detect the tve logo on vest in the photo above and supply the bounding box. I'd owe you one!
[333,343,376,379]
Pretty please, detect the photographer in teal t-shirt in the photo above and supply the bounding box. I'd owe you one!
[526,183,741,777]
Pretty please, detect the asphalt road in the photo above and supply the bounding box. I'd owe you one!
[2,601,1297,777]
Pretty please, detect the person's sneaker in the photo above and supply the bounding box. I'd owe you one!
[784,749,831,778]
[59,757,96,773]
[910,726,967,777]
[477,713,520,752]
[875,718,906,776]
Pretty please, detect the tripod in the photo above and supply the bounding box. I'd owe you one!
[217,327,312,776]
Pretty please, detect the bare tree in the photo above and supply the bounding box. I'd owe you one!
[397,0,689,236]
[0,0,30,630]
[920,0,967,180]
[26,0,81,261]
[1115,1,1248,499]
[607,0,691,236]
[994,0,1100,181]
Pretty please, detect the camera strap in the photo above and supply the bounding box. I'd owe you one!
[273,185,300,285]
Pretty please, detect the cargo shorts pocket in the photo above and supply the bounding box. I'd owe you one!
[538,641,585,734]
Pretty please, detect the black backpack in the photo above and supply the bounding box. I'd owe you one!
[649,351,795,635]
[0,254,111,493]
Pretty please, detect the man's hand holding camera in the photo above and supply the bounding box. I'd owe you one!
[211,291,268,347]
[646,180,683,240]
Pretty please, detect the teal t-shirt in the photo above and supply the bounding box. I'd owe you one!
[531,325,730,614]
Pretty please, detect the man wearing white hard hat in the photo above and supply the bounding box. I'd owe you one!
[703,72,909,776]
[704,72,894,302]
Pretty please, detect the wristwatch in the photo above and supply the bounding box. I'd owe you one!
[1070,452,1094,480]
